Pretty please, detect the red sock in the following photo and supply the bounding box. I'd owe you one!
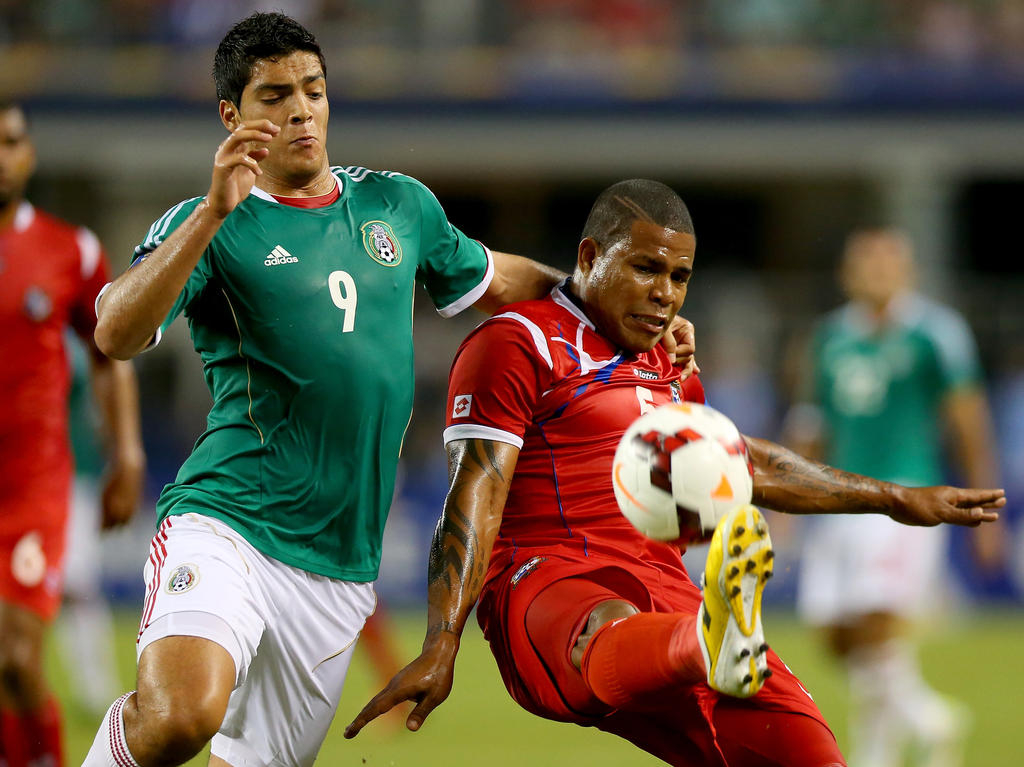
[0,698,64,767]
[580,612,706,709]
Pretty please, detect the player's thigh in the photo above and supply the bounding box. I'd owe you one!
[211,563,375,767]
[596,700,726,767]
[0,598,47,665]
[712,698,846,767]
[136,634,236,732]
[136,513,271,688]
[522,573,646,717]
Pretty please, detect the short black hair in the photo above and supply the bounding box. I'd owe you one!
[581,179,694,248]
[213,12,326,106]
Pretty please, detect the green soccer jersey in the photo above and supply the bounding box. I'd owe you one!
[136,166,491,581]
[66,332,105,479]
[810,293,982,485]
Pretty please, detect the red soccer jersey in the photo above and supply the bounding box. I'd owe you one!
[0,201,110,510]
[445,283,705,584]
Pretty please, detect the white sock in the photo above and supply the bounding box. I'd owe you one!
[846,643,908,767]
[846,639,967,767]
[82,693,142,767]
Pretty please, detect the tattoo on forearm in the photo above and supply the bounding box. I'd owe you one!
[427,440,510,635]
[753,439,890,512]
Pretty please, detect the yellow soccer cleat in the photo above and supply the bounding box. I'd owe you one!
[697,504,775,697]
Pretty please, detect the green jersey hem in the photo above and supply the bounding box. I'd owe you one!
[157,507,381,583]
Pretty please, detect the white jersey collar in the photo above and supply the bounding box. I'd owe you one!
[13,201,34,232]
[551,279,596,330]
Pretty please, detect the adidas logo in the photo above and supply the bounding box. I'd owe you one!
[264,245,298,266]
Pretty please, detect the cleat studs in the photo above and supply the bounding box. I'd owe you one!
[756,525,767,536]
[763,570,774,581]
[739,648,750,658]
[762,669,774,680]
[745,560,756,572]
[758,643,769,654]
[735,526,745,536]
[731,544,742,556]
[742,674,753,685]
[729,566,740,577]
[730,586,741,597]
[764,550,775,561]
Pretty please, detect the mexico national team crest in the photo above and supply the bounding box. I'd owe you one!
[165,564,200,594]
[360,220,402,266]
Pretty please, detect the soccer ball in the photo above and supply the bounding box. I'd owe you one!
[611,402,754,543]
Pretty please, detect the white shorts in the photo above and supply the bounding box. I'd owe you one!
[63,477,102,597]
[796,513,948,626]
[137,513,377,767]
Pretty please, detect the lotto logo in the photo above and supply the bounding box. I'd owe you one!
[452,395,472,418]
[265,245,299,266]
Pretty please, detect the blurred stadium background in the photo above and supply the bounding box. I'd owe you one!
[5,0,1023,763]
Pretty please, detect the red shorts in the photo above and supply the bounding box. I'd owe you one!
[477,551,844,767]
[0,469,70,621]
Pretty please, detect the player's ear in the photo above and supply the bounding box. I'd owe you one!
[219,100,241,131]
[577,237,599,276]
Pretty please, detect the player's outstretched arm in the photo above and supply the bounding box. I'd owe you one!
[95,120,279,359]
[745,435,1004,527]
[345,438,519,738]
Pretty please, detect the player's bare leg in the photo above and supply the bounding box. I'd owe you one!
[827,613,969,767]
[0,601,49,709]
[570,599,639,669]
[698,504,774,697]
[0,600,64,767]
[565,596,707,708]
[84,635,235,767]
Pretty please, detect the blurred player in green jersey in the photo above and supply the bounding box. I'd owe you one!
[785,228,1004,767]
[80,11,590,767]
[56,334,125,719]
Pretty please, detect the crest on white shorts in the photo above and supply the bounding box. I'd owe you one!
[165,563,200,594]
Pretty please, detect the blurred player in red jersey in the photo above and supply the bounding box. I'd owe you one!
[0,102,145,767]
[346,180,1004,766]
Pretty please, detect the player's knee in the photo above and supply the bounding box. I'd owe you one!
[571,600,639,669]
[136,694,225,761]
[0,631,43,697]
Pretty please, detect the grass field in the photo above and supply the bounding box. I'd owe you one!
[56,608,1022,766]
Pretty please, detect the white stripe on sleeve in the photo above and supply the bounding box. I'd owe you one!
[443,424,524,449]
[76,227,102,279]
[437,244,495,318]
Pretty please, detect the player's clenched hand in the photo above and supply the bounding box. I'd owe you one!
[889,485,1005,527]
[100,454,145,529]
[207,120,279,219]
[661,316,700,379]
[344,641,457,738]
